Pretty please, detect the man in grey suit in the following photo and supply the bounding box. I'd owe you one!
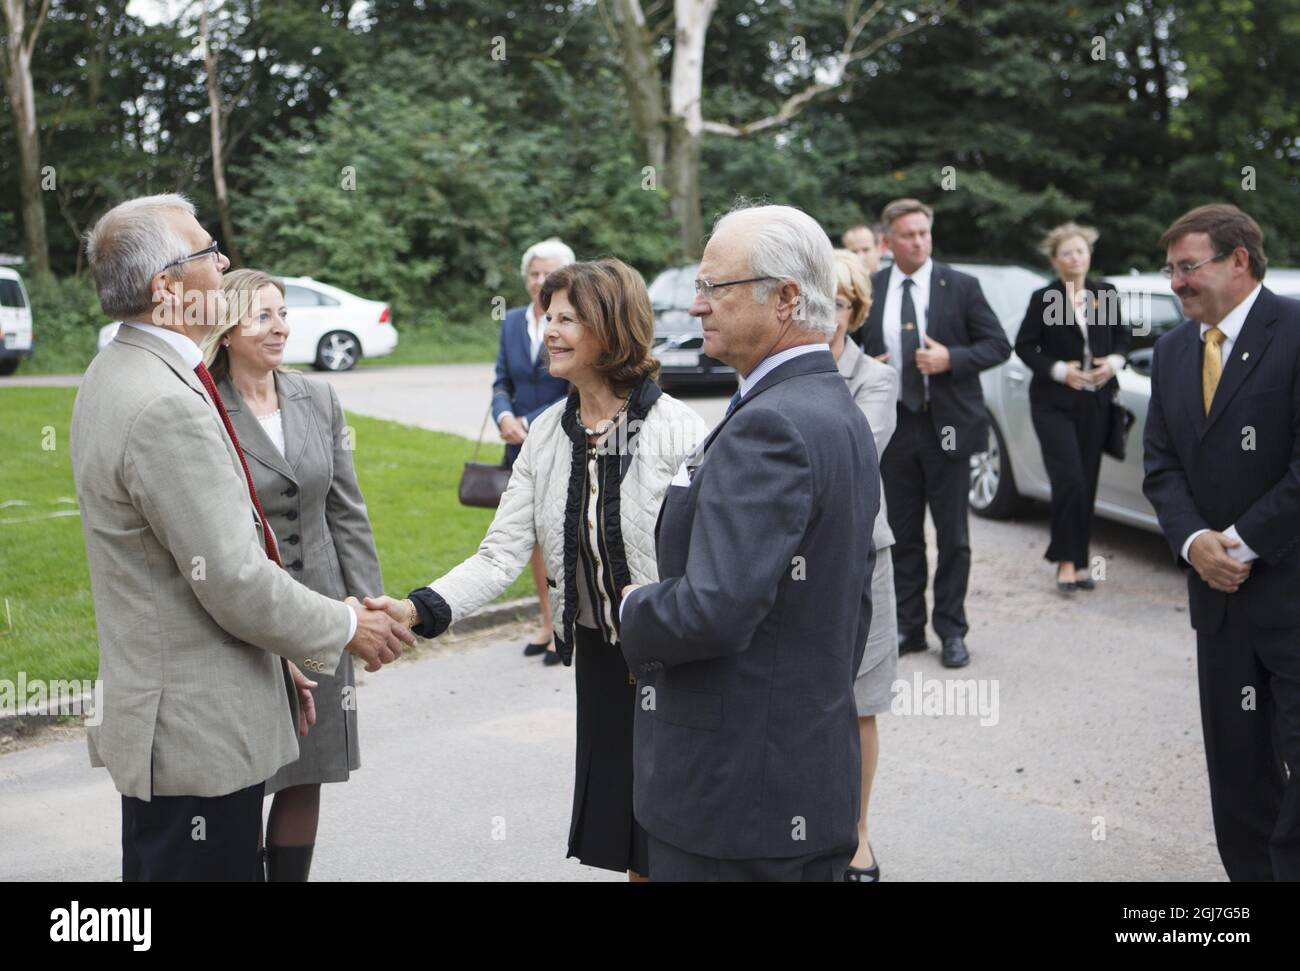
[619,204,879,881]
[71,194,413,881]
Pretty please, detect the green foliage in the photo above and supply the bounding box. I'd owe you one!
[21,275,103,375]
[3,0,1299,350]
[236,47,676,342]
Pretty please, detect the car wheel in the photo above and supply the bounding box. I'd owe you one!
[969,420,1025,519]
[0,359,18,376]
[315,331,361,371]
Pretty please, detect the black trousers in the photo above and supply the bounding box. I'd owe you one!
[1030,392,1108,568]
[647,834,853,882]
[882,405,970,640]
[121,780,265,881]
[1196,596,1300,881]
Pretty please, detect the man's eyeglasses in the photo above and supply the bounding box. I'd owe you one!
[694,275,775,299]
[1161,252,1228,279]
[161,240,221,274]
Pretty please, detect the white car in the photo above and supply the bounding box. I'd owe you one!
[0,266,34,376]
[971,267,1300,531]
[97,276,397,371]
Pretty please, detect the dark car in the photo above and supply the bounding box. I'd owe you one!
[648,262,737,391]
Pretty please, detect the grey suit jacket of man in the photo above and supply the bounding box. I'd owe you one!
[620,349,879,860]
[221,370,383,787]
[70,326,354,801]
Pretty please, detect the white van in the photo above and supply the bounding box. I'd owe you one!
[0,267,34,376]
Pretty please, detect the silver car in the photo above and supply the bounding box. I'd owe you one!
[969,267,1300,532]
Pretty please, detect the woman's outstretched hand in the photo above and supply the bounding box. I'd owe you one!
[364,594,417,632]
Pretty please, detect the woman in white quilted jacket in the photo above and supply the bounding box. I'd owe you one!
[367,258,708,880]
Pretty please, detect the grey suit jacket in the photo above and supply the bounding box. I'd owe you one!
[221,370,383,783]
[70,326,353,800]
[620,349,879,860]
[837,338,897,550]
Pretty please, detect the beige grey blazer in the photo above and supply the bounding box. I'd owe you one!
[220,370,383,789]
[70,326,353,801]
[838,337,898,550]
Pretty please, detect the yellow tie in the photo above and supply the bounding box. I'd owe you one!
[1202,326,1226,414]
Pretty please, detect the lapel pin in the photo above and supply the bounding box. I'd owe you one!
[1242,352,1250,361]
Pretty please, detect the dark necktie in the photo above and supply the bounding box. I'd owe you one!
[193,362,282,566]
[899,278,925,413]
[725,390,742,417]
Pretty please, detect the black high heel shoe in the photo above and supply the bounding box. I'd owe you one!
[844,845,880,882]
[523,641,550,656]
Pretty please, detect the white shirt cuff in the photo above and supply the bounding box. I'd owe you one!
[497,410,515,425]
[1105,353,1126,373]
[1050,360,1068,383]
[1180,529,1209,564]
[1224,524,1258,563]
[344,603,358,645]
[520,415,529,431]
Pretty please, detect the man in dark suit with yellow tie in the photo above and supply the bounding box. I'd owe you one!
[1143,203,1300,881]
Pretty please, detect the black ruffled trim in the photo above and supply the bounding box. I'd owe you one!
[557,393,586,665]
[408,586,453,638]
[555,377,661,658]
[602,377,658,638]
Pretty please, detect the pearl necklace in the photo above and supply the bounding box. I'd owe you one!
[581,394,631,438]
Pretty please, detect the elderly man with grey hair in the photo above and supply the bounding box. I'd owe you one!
[618,204,880,881]
[71,194,412,881]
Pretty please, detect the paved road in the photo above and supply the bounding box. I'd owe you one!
[1,363,1224,880]
[2,363,733,438]
[0,512,1222,882]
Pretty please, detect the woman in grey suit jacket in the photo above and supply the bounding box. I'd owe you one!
[204,269,384,882]
[833,250,900,882]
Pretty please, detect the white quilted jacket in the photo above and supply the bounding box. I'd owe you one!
[428,381,709,657]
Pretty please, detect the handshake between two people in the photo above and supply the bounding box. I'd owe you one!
[344,594,419,672]
[285,595,418,740]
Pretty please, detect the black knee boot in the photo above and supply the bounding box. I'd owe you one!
[265,844,315,882]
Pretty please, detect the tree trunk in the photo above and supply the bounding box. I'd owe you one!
[201,6,241,267]
[608,0,667,173]
[667,0,716,260]
[2,0,51,275]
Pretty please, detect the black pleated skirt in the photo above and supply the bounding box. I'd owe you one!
[566,623,650,876]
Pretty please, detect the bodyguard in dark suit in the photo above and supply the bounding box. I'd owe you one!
[1015,223,1130,590]
[1143,204,1300,881]
[857,199,1010,667]
[620,205,877,881]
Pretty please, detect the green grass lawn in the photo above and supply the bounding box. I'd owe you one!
[356,324,498,368]
[0,386,532,687]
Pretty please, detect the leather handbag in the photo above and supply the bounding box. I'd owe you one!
[458,406,512,508]
[1104,391,1136,461]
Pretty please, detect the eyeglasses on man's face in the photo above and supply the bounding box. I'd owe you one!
[693,275,775,300]
[161,240,222,274]
[1161,252,1228,280]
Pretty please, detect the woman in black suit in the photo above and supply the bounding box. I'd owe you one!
[1015,223,1130,592]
